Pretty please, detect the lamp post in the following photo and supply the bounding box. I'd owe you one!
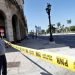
[35,25,37,38]
[46,3,54,42]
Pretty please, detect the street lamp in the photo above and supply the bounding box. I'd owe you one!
[46,3,54,42]
[35,25,37,38]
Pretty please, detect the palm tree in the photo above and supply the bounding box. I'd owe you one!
[60,25,64,32]
[67,19,71,32]
[67,19,71,24]
[57,22,61,33]
[57,22,61,28]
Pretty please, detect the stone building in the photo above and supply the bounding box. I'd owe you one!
[0,0,28,42]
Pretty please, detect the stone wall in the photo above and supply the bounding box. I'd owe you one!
[0,0,27,41]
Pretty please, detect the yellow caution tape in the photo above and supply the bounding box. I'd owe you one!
[4,40,75,72]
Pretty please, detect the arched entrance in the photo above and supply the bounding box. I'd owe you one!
[0,10,6,38]
[12,15,18,41]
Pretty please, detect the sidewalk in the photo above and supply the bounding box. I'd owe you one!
[6,38,75,75]
[6,47,51,75]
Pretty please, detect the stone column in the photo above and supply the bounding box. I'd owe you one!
[6,15,14,41]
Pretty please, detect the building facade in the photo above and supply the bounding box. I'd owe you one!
[0,0,28,42]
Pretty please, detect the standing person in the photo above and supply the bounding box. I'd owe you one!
[0,38,7,75]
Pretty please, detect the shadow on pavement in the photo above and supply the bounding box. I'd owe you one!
[6,46,19,53]
[5,37,68,53]
[40,72,52,75]
[38,35,75,48]
[18,38,68,50]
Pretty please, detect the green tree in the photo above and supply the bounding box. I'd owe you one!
[67,19,71,32]
[60,25,64,32]
[41,29,45,34]
[57,22,61,28]
[46,25,56,33]
[70,26,75,31]
[57,22,61,33]
[67,19,71,24]
[64,27,70,32]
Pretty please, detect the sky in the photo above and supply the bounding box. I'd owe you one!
[24,0,75,32]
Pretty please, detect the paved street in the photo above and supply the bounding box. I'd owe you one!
[54,34,75,48]
[38,34,75,48]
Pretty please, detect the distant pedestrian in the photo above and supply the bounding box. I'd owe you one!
[0,38,7,75]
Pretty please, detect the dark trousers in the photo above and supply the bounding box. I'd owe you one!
[0,55,7,75]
